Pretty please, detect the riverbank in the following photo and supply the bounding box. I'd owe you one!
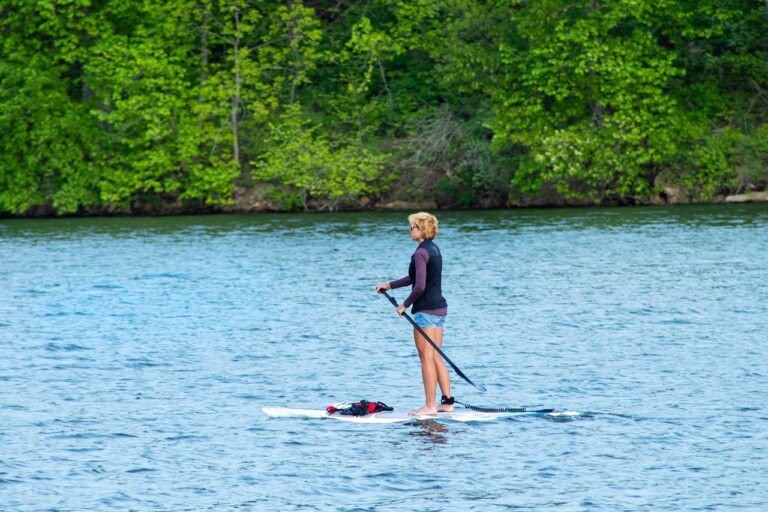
[221,186,768,212]
[4,185,768,218]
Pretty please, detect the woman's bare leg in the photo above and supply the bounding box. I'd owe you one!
[430,328,453,412]
[410,327,440,415]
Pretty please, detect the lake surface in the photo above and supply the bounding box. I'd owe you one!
[1,205,767,511]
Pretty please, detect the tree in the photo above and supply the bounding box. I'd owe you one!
[87,1,238,208]
[253,104,386,210]
[0,0,103,213]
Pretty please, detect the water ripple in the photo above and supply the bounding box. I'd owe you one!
[1,205,767,510]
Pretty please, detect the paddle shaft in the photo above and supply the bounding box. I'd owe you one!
[381,290,486,392]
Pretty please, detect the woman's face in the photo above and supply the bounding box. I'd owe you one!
[409,224,423,242]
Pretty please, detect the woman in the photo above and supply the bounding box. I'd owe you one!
[375,212,453,416]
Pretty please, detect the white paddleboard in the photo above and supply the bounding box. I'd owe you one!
[262,407,579,424]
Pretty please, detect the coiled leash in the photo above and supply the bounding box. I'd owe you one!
[443,395,554,414]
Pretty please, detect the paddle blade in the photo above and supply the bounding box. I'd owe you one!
[454,369,486,393]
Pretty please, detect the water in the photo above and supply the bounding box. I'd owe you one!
[1,205,767,511]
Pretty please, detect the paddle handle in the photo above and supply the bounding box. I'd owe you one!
[381,290,486,392]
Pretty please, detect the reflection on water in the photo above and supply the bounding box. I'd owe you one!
[409,420,450,446]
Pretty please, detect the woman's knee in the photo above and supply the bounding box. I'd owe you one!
[416,348,435,362]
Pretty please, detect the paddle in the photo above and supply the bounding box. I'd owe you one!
[380,290,486,392]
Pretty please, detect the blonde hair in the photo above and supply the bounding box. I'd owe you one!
[408,212,439,240]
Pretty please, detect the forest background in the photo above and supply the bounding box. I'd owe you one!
[1,0,767,215]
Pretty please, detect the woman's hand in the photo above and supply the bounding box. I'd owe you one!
[375,282,391,293]
[396,305,407,316]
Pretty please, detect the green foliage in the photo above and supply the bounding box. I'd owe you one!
[265,187,304,212]
[409,0,767,203]
[731,124,768,189]
[86,1,240,207]
[491,1,687,200]
[0,59,102,213]
[253,105,387,211]
[396,104,508,208]
[665,122,768,200]
[0,1,103,213]
[0,0,767,214]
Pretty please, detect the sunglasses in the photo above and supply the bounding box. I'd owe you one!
[409,225,419,231]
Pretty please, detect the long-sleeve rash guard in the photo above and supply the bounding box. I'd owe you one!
[389,247,447,316]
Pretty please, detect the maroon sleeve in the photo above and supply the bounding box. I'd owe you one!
[389,276,412,289]
[402,248,429,308]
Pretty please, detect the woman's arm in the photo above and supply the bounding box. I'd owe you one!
[388,276,412,289]
[401,249,429,308]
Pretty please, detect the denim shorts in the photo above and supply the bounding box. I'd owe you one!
[412,312,446,329]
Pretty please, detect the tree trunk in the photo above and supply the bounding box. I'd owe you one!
[200,5,209,104]
[231,6,241,166]
[197,4,210,136]
[289,0,300,104]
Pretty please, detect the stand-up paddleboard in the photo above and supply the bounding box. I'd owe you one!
[262,407,580,424]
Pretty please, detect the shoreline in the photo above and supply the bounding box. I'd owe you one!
[2,189,767,219]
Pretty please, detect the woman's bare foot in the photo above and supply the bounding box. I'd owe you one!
[409,404,438,416]
[437,395,454,412]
